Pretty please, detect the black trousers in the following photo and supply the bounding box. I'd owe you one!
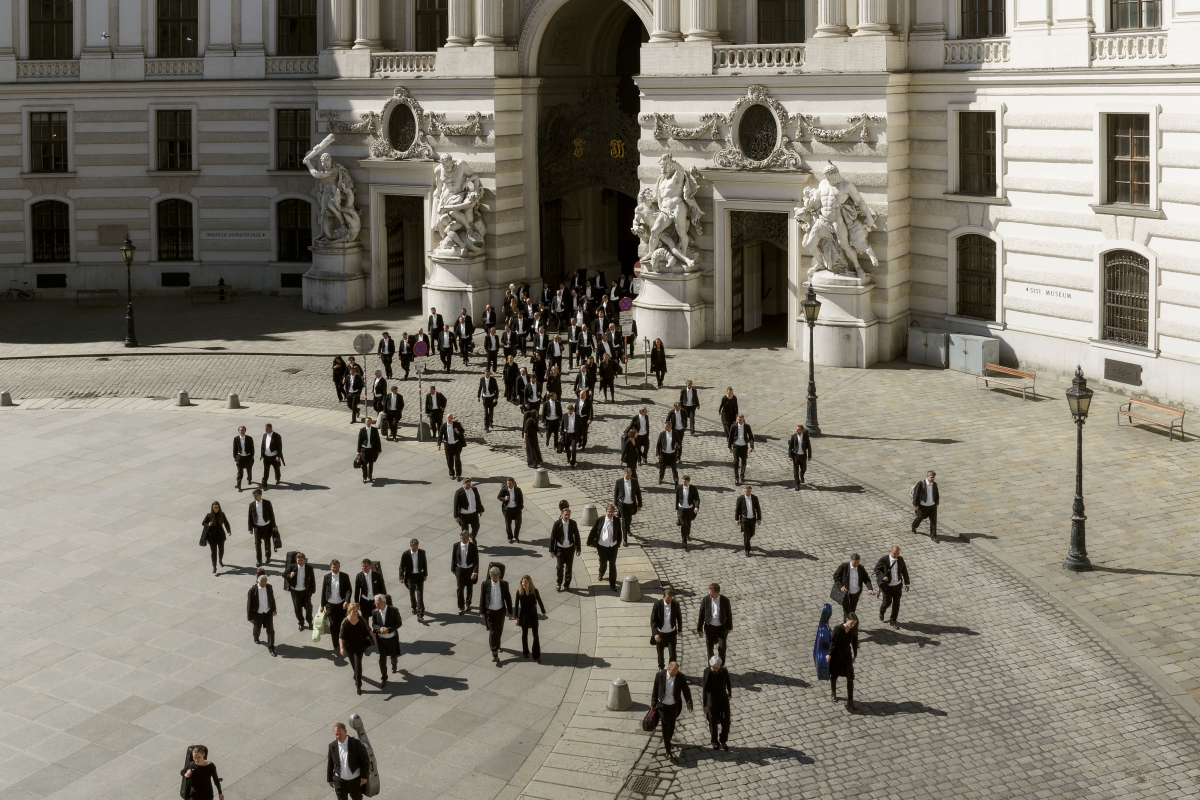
[455,571,474,610]
[399,354,412,378]
[635,435,649,463]
[444,444,463,478]
[347,392,361,421]
[290,590,313,626]
[704,625,728,664]
[261,456,281,484]
[380,353,393,378]
[359,451,376,480]
[842,590,863,617]
[731,446,748,482]
[326,605,347,650]
[600,378,615,401]
[406,578,425,615]
[440,350,453,372]
[235,457,253,486]
[207,538,225,569]
[831,673,854,704]
[707,703,730,744]
[482,398,496,429]
[555,550,575,588]
[658,454,679,485]
[618,505,636,544]
[740,520,756,554]
[252,612,275,648]
[485,609,506,654]
[521,620,541,658]
[428,410,444,433]
[525,437,542,468]
[880,586,903,622]
[458,338,471,364]
[346,649,365,689]
[681,407,697,434]
[252,526,274,563]
[377,637,399,677]
[485,350,499,371]
[677,508,696,543]
[659,703,681,750]
[333,780,364,800]
[912,505,938,536]
[333,377,346,402]
[791,456,808,485]
[545,419,560,448]
[595,544,618,589]
[459,512,480,540]
[384,411,400,439]
[503,509,522,541]
[655,631,677,670]
[562,432,578,465]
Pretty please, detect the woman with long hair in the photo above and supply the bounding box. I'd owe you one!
[650,338,667,388]
[620,428,640,477]
[201,502,231,576]
[513,575,547,662]
[523,410,543,469]
[332,356,347,402]
[339,602,376,695]
[827,612,860,712]
[718,387,739,439]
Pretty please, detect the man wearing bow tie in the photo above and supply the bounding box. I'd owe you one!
[438,326,455,373]
[483,327,501,372]
[427,307,445,343]
[377,332,395,379]
[398,332,415,379]
[260,424,284,487]
[788,424,813,489]
[679,381,699,434]
[232,425,254,491]
[477,369,500,432]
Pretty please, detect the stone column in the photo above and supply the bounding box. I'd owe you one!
[813,0,849,37]
[474,0,504,44]
[241,0,265,50]
[854,0,892,34]
[329,0,355,47]
[0,0,13,82]
[447,0,473,46]
[354,0,382,48]
[649,0,683,42]
[686,0,719,40]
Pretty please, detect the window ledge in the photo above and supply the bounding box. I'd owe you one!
[152,260,201,266]
[21,171,76,178]
[24,261,77,268]
[943,192,1006,205]
[148,170,201,176]
[266,169,312,176]
[1087,337,1159,358]
[1090,204,1162,219]
[944,314,1005,331]
[269,261,314,267]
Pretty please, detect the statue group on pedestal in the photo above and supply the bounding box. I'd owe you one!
[304,134,362,246]
[795,161,879,281]
[632,155,704,274]
[431,153,487,258]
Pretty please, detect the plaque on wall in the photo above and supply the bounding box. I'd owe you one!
[1104,358,1142,386]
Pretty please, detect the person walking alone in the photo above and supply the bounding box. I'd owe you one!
[339,602,375,695]
[788,424,813,489]
[513,575,547,661]
[181,745,223,800]
[650,338,667,388]
[696,583,733,665]
[326,723,369,800]
[201,501,230,575]
[734,485,761,556]
[718,387,738,439]
[702,656,733,750]
[497,477,524,543]
[911,470,940,541]
[246,571,277,657]
[827,613,860,711]
[357,417,382,483]
[247,489,278,567]
[874,545,910,627]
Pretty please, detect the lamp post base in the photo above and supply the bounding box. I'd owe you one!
[123,303,139,348]
[1063,552,1092,572]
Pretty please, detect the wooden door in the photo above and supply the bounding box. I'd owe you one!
[731,245,744,338]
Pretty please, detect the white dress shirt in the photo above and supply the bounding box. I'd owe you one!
[709,596,722,626]
[660,603,675,633]
[678,486,692,509]
[661,432,674,454]
[661,673,677,706]
[263,433,277,457]
[254,500,267,526]
[622,479,633,505]
[598,516,615,547]
[920,479,936,506]
[733,425,746,446]
[890,557,901,585]
[362,570,374,599]
[257,584,270,613]
[506,492,517,509]
[463,489,476,514]
[237,436,250,457]
[487,580,503,611]
[637,415,648,435]
[444,424,456,445]
[294,565,306,591]
[848,567,860,594]
[328,572,344,604]
[458,543,471,569]
[558,522,573,549]
[337,738,360,781]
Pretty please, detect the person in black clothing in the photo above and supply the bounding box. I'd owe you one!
[321,559,351,653]
[357,417,382,483]
[832,554,875,616]
[450,531,479,613]
[332,356,347,402]
[695,583,733,664]
[438,413,466,480]
[232,426,254,491]
[679,380,699,434]
[284,551,316,631]
[651,662,693,763]
[383,386,403,441]
[656,420,681,486]
[911,470,940,541]
[371,595,402,685]
[370,370,387,419]
[479,567,513,664]
[497,477,524,542]
[478,369,500,431]
[202,501,230,575]
[875,546,910,626]
[398,332,414,379]
[548,507,581,591]
[733,485,761,556]
[377,332,395,378]
[788,423,813,489]
[345,368,364,423]
[675,476,699,551]
[619,428,640,478]
[650,587,681,670]
[399,538,428,620]
[259,424,284,487]
[727,414,754,486]
[827,613,860,711]
[586,504,624,592]
[702,656,733,750]
[438,325,456,372]
[513,575,547,661]
[452,477,485,542]
[523,410,543,468]
[327,723,370,800]
[339,603,376,695]
[181,745,223,800]
[717,387,738,439]
[650,338,667,388]
[246,572,278,656]
[425,385,447,432]
[613,469,642,544]
[247,489,278,566]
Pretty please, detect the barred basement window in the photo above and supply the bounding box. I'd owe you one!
[278,0,317,55]
[758,0,805,43]
[959,112,996,196]
[277,109,311,171]
[158,0,198,57]
[157,199,194,261]
[1102,250,1149,347]
[277,199,313,262]
[31,200,70,263]
[29,0,72,60]
[961,0,1005,38]
[30,112,68,173]
[956,234,996,321]
[415,0,448,51]
[157,110,193,171]
[1106,114,1150,206]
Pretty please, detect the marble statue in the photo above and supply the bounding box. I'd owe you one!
[794,162,879,280]
[632,154,704,273]
[303,134,361,245]
[432,153,487,258]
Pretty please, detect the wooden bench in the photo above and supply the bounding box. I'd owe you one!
[188,285,233,303]
[74,289,121,307]
[976,363,1036,400]
[1118,397,1186,441]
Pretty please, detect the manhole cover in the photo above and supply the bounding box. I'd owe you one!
[282,368,302,374]
[626,774,659,795]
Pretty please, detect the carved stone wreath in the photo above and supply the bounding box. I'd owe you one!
[320,87,494,162]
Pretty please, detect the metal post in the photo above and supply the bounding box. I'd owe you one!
[804,319,820,434]
[123,243,138,348]
[1063,416,1091,571]
[643,337,650,388]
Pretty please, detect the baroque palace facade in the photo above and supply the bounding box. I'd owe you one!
[1,0,1198,404]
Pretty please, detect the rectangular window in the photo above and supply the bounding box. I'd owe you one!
[30,111,69,173]
[758,0,805,43]
[156,110,193,171]
[277,199,313,262]
[31,200,71,262]
[959,112,996,196]
[956,234,997,321]
[276,109,311,171]
[1110,0,1160,30]
[29,0,72,60]
[157,199,194,261]
[158,0,198,58]
[415,0,449,51]
[961,0,1005,38]
[1106,114,1150,206]
[278,0,317,55]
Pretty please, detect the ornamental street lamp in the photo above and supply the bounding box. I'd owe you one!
[801,285,822,435]
[120,235,138,348]
[1063,365,1094,572]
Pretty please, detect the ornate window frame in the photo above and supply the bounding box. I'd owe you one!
[322,87,493,161]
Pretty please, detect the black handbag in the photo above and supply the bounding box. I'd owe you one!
[353,453,362,469]
[199,528,209,548]
[829,583,843,604]
[272,531,282,550]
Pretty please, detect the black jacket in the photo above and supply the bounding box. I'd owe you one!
[734,494,761,524]
[427,313,445,335]
[478,376,499,400]
[345,373,363,394]
[450,541,479,583]
[424,391,447,415]
[321,571,352,608]
[651,669,693,710]
[874,554,911,590]
[696,595,733,632]
[232,434,254,461]
[664,408,687,434]
[613,476,643,510]
[911,480,940,507]
[726,422,754,448]
[650,598,682,644]
[514,589,546,623]
[586,514,624,548]
[718,395,739,423]
[788,431,813,459]
[549,518,581,555]
[702,667,733,710]
[679,387,700,409]
[452,486,485,517]
[353,570,387,609]
[247,498,278,531]
[260,432,283,460]
[496,486,524,513]
[399,549,428,583]
[246,583,276,619]
[655,429,682,459]
[828,623,859,678]
[439,420,466,448]
[477,579,513,615]
[284,562,316,596]
[628,413,652,438]
[675,484,700,511]
[326,737,370,785]
[371,605,402,636]
[833,562,873,596]
[384,391,404,414]
[357,427,382,454]
[378,336,395,356]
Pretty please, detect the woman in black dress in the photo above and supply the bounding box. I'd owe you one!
[650,338,667,388]
[201,502,230,576]
[827,612,859,712]
[339,603,376,695]
[181,745,223,800]
[531,351,547,384]
[718,387,739,439]
[546,366,562,399]
[332,356,347,402]
[620,428,640,478]
[513,575,547,661]
[523,411,543,468]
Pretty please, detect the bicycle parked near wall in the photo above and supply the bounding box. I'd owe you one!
[1,280,34,301]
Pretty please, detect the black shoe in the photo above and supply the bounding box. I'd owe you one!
[556,585,562,592]
[381,676,387,686]
[846,701,857,712]
[298,623,304,631]
[254,639,261,645]
[879,608,885,622]
[712,742,720,750]
[219,561,225,567]
[213,568,217,575]
[418,614,424,622]
[357,687,362,695]
[931,533,939,542]
[269,648,277,657]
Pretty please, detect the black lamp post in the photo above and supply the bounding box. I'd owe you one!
[801,285,822,435]
[121,235,138,348]
[1063,365,1093,572]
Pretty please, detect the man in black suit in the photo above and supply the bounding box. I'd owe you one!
[629,407,651,465]
[452,477,485,542]
[233,425,254,491]
[327,722,370,800]
[541,392,561,450]
[788,424,813,489]
[679,381,699,434]
[437,325,455,372]
[397,332,414,379]
[702,656,733,751]
[650,587,681,670]
[613,469,642,545]
[345,369,364,423]
[450,531,479,613]
[283,551,316,631]
[548,507,581,591]
[371,594,402,684]
[911,470,940,541]
[482,304,498,333]
[399,538,428,620]
[246,572,278,656]
[321,559,352,652]
[727,414,754,485]
[260,424,283,487]
[675,475,700,551]
[833,554,875,617]
[425,385,447,433]
[497,477,524,542]
[547,333,565,371]
[371,371,387,419]
[478,370,499,432]
[455,314,473,365]
[377,332,395,378]
[512,312,528,356]
[664,403,687,451]
[695,582,733,665]
[383,387,403,441]
[247,489,278,566]
[734,485,761,556]
[483,327,501,372]
[575,389,594,450]
[651,662,693,763]
[439,413,466,480]
[875,545,910,627]
[560,402,581,465]
[656,420,681,486]
[357,417,382,483]
[427,307,445,342]
[479,566,513,664]
[586,504,623,592]
[354,558,386,611]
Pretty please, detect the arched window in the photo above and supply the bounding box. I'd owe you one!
[278,0,317,55]
[31,200,70,262]
[416,0,448,51]
[1102,250,1149,347]
[277,199,313,262]
[758,0,804,43]
[30,0,72,60]
[955,234,996,320]
[157,199,194,261]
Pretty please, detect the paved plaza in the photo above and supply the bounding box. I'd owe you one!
[1,297,1200,799]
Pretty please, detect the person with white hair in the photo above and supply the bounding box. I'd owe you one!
[371,595,402,686]
[702,655,733,750]
[245,570,277,657]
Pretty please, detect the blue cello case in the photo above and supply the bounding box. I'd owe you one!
[813,603,832,681]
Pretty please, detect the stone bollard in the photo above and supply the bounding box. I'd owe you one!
[607,678,632,711]
[619,575,642,603]
[416,420,431,441]
[580,503,598,526]
[0,391,11,407]
[533,468,550,488]
[227,393,241,409]
[177,390,191,406]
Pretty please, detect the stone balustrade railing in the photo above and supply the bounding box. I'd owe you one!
[712,44,805,72]
[944,38,1011,67]
[266,56,320,75]
[145,58,204,78]
[1091,32,1167,63]
[16,60,79,80]
[370,52,437,77]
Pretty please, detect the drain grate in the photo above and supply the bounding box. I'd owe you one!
[626,774,659,795]
[282,368,302,374]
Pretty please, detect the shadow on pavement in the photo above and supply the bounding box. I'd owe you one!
[854,700,948,717]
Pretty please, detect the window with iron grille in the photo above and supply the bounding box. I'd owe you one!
[31,200,70,263]
[157,110,192,171]
[278,0,317,55]
[758,0,805,43]
[157,199,194,261]
[29,0,72,60]
[276,109,310,171]
[415,0,448,51]
[1102,250,1149,347]
[31,112,68,173]
[956,234,996,321]
[277,199,312,262]
[1110,0,1160,30]
[959,112,996,196]
[961,0,1005,37]
[1106,114,1150,206]
[158,0,198,57]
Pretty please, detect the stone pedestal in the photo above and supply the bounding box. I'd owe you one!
[424,252,489,320]
[632,271,705,349]
[303,242,367,314]
[800,273,878,368]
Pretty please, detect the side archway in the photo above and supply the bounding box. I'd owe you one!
[519,0,652,75]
